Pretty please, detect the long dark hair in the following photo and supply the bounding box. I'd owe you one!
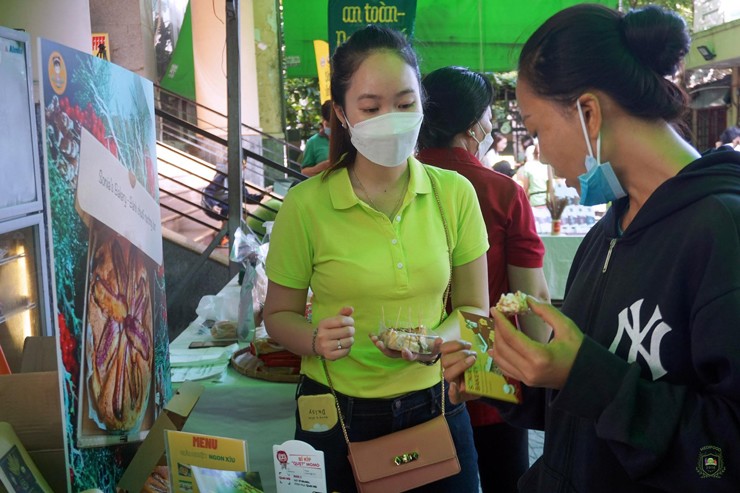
[418,66,493,150]
[326,25,421,177]
[518,4,690,123]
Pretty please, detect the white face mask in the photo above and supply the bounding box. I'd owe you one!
[343,110,423,167]
[469,122,493,162]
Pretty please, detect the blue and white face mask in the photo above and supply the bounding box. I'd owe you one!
[576,100,627,206]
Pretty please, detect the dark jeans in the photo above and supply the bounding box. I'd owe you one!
[474,422,529,493]
[295,376,480,493]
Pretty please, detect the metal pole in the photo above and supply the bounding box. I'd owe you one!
[478,0,484,72]
[276,0,288,151]
[226,0,243,277]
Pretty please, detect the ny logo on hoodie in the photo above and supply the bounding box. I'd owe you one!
[608,299,671,380]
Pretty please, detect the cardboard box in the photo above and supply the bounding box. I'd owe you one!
[0,422,53,492]
[0,371,66,493]
[20,336,58,373]
[0,336,64,493]
[0,339,203,493]
[116,381,204,493]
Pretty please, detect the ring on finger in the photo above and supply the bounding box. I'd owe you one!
[337,339,342,350]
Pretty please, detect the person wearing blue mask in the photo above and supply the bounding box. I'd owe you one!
[575,100,627,206]
[441,4,740,492]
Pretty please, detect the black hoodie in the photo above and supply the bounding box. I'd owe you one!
[497,148,740,492]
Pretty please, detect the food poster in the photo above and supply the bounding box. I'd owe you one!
[40,39,172,491]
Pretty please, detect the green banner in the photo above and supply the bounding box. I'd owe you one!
[160,2,195,101]
[284,0,620,78]
[328,0,417,56]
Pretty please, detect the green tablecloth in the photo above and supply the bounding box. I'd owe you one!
[540,234,584,301]
[171,275,296,493]
[179,368,295,493]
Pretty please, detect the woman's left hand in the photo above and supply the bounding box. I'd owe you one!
[369,333,443,363]
[490,297,584,390]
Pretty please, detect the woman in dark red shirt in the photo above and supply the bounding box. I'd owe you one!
[417,66,551,492]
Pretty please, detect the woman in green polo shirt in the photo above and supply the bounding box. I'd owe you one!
[264,25,489,492]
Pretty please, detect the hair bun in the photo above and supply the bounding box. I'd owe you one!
[622,6,690,76]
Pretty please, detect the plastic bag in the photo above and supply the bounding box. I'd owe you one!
[230,226,263,343]
[195,292,239,321]
[252,263,268,321]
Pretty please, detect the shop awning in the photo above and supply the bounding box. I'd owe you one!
[282,0,618,78]
[690,86,731,109]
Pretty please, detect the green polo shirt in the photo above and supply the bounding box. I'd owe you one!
[300,133,330,168]
[266,157,488,397]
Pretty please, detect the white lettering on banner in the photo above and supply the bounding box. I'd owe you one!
[284,55,301,67]
[98,169,128,207]
[95,169,157,232]
[128,195,157,232]
[77,128,163,265]
[340,2,408,25]
[342,6,362,23]
[365,2,406,23]
[608,299,671,380]
[334,2,409,52]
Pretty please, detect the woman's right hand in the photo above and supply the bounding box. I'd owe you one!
[490,297,582,390]
[314,306,356,360]
[440,339,480,404]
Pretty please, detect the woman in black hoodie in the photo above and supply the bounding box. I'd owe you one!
[442,4,740,492]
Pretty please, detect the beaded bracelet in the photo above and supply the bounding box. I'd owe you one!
[417,353,441,366]
[311,327,319,356]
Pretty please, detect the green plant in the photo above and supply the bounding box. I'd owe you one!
[484,71,519,132]
[284,77,323,141]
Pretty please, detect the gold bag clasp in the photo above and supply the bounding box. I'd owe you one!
[394,451,419,465]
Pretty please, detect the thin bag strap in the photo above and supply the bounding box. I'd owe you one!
[426,166,453,320]
[321,165,453,447]
[322,358,352,446]
[427,165,453,419]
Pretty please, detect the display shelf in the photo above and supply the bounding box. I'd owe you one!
[0,27,44,219]
[0,301,37,326]
[0,252,26,267]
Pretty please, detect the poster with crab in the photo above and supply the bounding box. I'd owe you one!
[40,39,171,491]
